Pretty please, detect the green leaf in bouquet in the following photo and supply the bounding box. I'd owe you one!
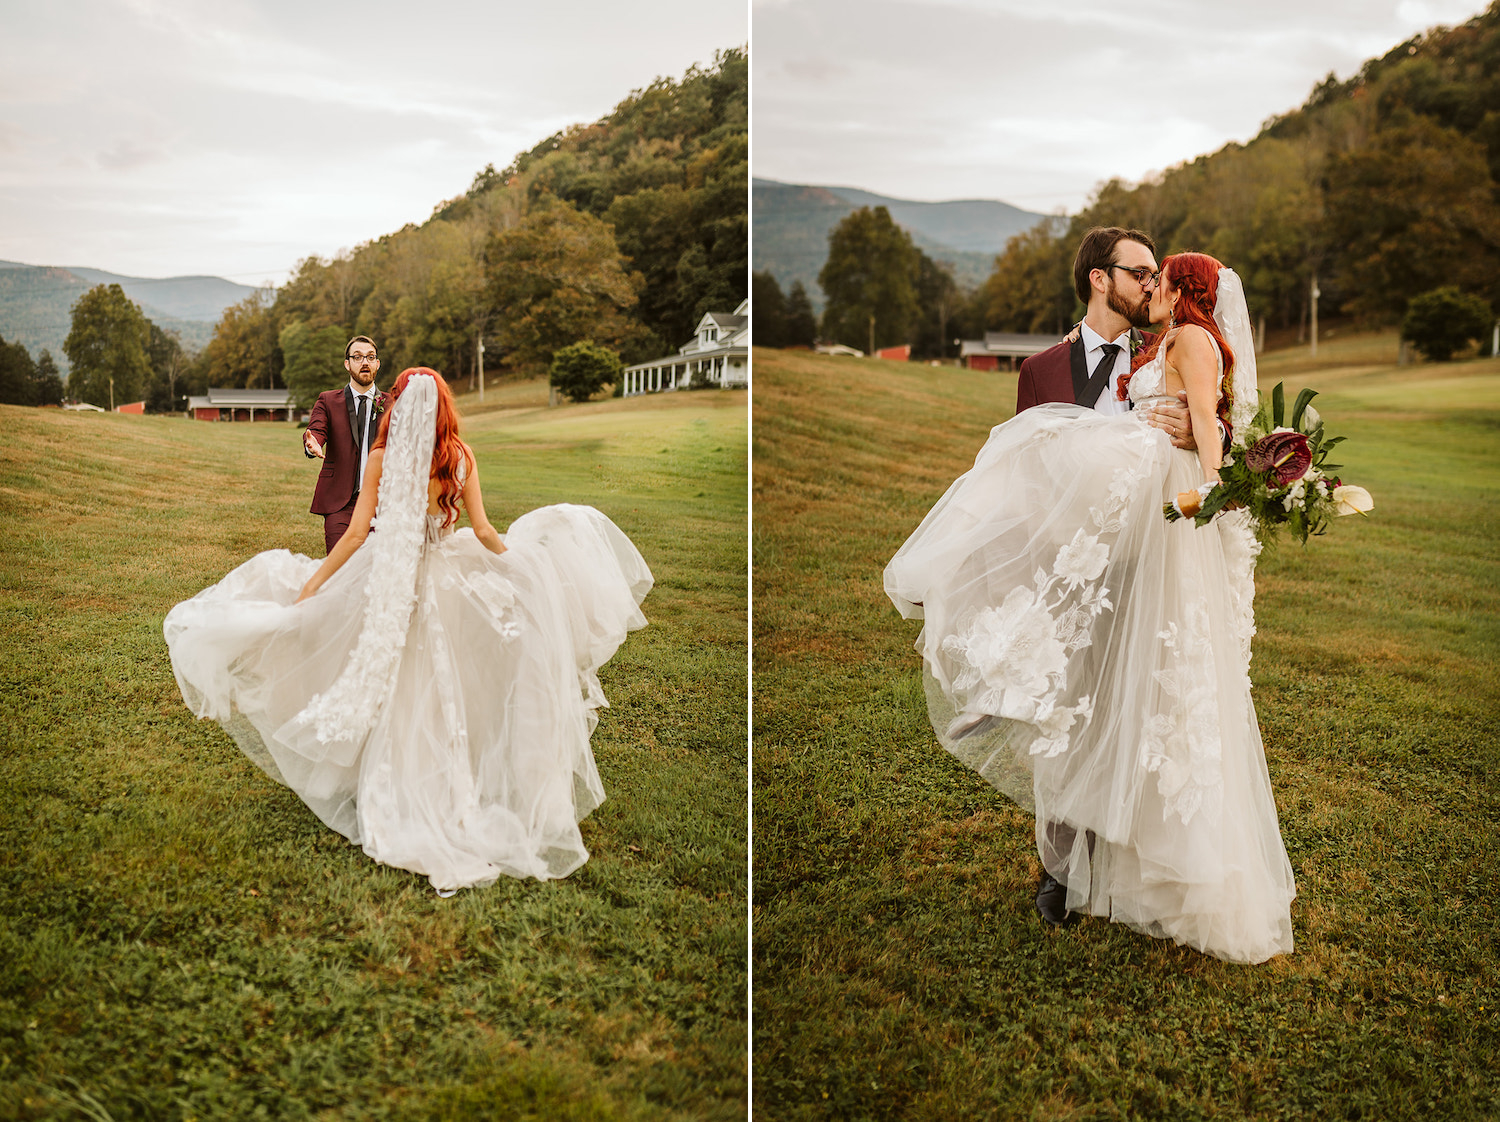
[1291,387,1319,431]
[1322,436,1346,448]
[1272,382,1285,427]
[1194,483,1234,526]
[1322,462,1342,473]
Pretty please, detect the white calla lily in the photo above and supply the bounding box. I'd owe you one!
[1332,484,1374,516]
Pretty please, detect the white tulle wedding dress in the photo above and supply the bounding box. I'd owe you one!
[885,319,1295,964]
[164,378,652,893]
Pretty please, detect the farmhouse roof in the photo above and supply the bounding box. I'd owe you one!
[198,387,295,407]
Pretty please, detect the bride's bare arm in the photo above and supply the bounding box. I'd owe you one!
[459,446,507,555]
[297,450,383,603]
[1165,326,1223,483]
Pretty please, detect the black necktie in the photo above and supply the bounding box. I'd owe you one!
[1079,343,1121,408]
[355,395,368,487]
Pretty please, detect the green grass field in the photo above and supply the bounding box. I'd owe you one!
[751,340,1500,1119]
[0,388,748,1120]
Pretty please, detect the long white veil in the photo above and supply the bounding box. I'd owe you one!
[292,374,437,749]
[1213,267,1260,439]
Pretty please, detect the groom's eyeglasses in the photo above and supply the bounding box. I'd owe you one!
[1108,265,1160,288]
[348,351,379,363]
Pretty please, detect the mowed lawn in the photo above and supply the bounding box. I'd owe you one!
[0,387,748,1121]
[752,343,1499,1120]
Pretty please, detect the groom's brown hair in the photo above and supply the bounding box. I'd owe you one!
[1073,227,1157,303]
[344,335,377,360]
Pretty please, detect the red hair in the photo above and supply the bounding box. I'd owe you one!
[372,367,470,527]
[1122,251,1236,439]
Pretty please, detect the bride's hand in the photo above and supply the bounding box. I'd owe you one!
[295,582,316,604]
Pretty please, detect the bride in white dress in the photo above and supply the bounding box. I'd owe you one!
[164,368,652,893]
[885,253,1295,964]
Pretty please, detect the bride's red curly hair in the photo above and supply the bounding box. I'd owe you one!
[1123,251,1236,439]
[372,367,471,527]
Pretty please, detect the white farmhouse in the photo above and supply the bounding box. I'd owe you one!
[622,299,748,396]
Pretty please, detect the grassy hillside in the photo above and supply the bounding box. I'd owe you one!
[752,345,1499,1119]
[0,390,748,1120]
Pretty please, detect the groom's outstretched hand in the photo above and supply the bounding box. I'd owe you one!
[304,431,325,459]
[1149,391,1198,452]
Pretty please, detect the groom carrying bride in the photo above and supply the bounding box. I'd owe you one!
[1014,227,1231,929]
[887,227,1297,962]
[303,336,388,554]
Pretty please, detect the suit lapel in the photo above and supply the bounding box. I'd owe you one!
[343,386,357,448]
[1068,336,1089,404]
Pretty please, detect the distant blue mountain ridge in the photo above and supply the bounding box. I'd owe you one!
[751,178,1048,310]
[0,260,257,368]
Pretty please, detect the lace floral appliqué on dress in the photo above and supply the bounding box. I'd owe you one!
[885,343,1296,964]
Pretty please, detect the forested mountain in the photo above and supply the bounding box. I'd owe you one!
[0,261,252,366]
[752,179,1043,309]
[982,4,1500,337]
[205,48,746,405]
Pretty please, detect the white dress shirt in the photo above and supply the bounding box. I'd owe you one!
[1079,322,1133,416]
[351,382,377,492]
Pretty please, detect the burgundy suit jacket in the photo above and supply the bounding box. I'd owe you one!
[1015,331,1232,453]
[304,386,385,515]
[1015,338,1087,414]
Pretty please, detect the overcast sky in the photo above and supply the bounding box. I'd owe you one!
[753,0,1488,212]
[0,0,747,285]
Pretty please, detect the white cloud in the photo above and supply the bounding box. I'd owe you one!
[752,0,1489,208]
[0,0,747,283]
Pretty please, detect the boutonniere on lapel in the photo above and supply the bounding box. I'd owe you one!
[1128,328,1145,358]
[372,393,389,418]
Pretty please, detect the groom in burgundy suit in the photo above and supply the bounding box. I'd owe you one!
[1013,227,1205,928]
[303,335,388,554]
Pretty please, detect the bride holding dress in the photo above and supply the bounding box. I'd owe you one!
[885,253,1295,964]
[165,368,652,894]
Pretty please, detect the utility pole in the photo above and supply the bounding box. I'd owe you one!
[868,313,875,357]
[1309,274,1320,358]
[477,334,485,405]
[109,376,114,412]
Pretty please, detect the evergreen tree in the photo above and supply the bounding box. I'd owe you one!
[0,335,38,406]
[752,271,787,347]
[783,282,818,348]
[33,350,64,406]
[145,323,187,413]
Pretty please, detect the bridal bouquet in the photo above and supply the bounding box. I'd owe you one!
[1163,382,1373,544]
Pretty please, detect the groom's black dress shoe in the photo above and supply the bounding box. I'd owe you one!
[1035,872,1080,928]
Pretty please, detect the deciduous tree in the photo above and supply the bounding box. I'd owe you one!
[818,206,920,351]
[485,199,644,370]
[1402,286,1493,361]
[63,284,152,408]
[1326,117,1500,319]
[279,320,350,408]
[549,340,622,402]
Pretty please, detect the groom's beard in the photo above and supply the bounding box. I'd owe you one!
[1108,283,1153,330]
